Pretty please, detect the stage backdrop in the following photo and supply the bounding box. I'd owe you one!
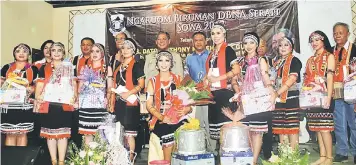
[106,1,299,61]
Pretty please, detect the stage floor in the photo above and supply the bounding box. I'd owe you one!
[135,143,356,165]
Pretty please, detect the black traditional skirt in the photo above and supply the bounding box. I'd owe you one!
[241,111,271,134]
[78,108,108,135]
[273,91,300,135]
[306,99,335,132]
[152,120,186,147]
[0,103,34,134]
[115,99,140,137]
[208,89,236,140]
[40,103,73,139]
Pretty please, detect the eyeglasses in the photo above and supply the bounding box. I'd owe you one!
[115,38,125,41]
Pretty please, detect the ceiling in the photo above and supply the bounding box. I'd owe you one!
[45,0,145,8]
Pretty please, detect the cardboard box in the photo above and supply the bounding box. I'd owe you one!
[220,150,253,165]
[171,152,215,165]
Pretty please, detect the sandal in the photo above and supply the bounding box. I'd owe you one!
[322,157,333,165]
[58,161,65,165]
[311,156,326,165]
[51,160,57,165]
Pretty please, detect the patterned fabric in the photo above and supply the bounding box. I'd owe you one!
[78,108,108,135]
[240,111,271,134]
[306,110,334,132]
[272,110,300,134]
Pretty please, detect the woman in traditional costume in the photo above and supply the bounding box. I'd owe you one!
[223,32,276,165]
[304,31,335,165]
[0,43,38,146]
[34,40,54,69]
[35,42,77,165]
[146,51,192,161]
[204,24,239,141]
[272,37,302,149]
[77,43,108,144]
[109,38,144,161]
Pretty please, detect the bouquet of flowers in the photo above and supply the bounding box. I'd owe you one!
[68,134,107,165]
[165,76,214,124]
[262,142,309,165]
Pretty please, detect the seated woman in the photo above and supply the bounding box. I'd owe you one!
[146,51,192,161]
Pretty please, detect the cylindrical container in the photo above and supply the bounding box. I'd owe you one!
[177,129,206,155]
[221,124,250,152]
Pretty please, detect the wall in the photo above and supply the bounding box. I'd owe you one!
[1,1,53,65]
[298,0,352,73]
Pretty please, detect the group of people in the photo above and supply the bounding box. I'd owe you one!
[0,21,355,165]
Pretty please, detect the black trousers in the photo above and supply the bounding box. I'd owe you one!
[70,110,82,148]
[262,114,273,159]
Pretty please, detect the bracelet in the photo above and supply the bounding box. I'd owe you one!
[327,69,335,75]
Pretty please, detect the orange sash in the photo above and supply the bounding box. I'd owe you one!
[148,73,180,130]
[277,54,295,103]
[304,50,329,86]
[205,42,227,88]
[334,43,352,82]
[112,59,138,108]
[6,62,34,83]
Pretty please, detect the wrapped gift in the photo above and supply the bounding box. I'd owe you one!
[299,91,326,109]
[43,62,75,104]
[241,87,273,116]
[78,66,106,109]
[0,76,28,104]
[171,152,215,165]
[344,73,356,104]
[0,88,26,104]
[220,150,253,165]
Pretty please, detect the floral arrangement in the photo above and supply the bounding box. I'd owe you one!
[177,75,213,103]
[262,143,309,165]
[68,115,134,165]
[68,134,107,165]
[164,76,214,123]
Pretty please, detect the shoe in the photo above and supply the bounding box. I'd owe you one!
[333,154,348,163]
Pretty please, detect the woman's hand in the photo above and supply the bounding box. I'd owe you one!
[161,101,171,110]
[162,116,172,124]
[177,106,192,116]
[269,91,277,104]
[208,76,219,83]
[119,92,131,100]
[26,86,34,94]
[323,96,331,109]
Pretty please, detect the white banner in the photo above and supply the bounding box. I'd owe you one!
[73,12,106,57]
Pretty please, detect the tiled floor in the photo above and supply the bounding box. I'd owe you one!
[135,143,356,165]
